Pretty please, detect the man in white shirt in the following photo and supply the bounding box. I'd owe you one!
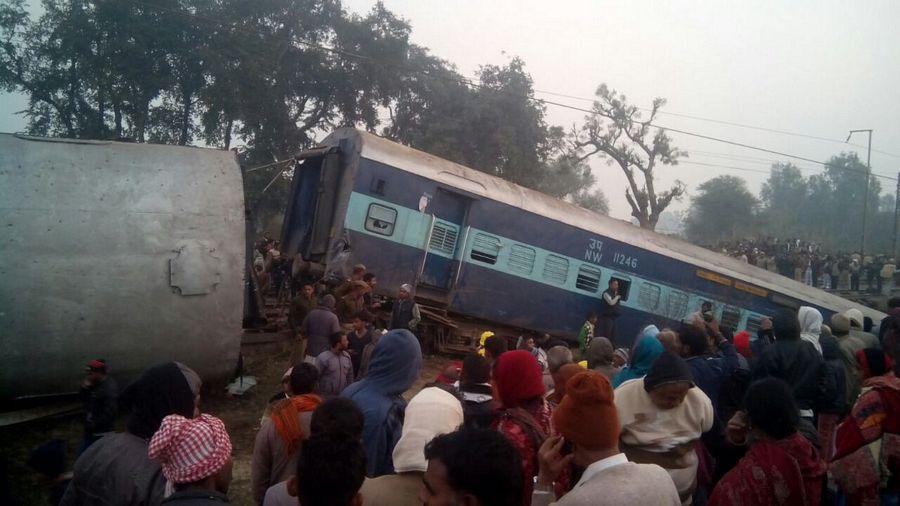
[531,370,680,506]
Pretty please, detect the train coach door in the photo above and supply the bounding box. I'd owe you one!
[419,189,470,291]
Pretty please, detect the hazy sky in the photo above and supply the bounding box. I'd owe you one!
[2,0,898,223]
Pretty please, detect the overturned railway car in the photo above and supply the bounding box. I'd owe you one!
[282,128,884,346]
[0,134,245,402]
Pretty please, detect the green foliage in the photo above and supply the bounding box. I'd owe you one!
[758,153,884,252]
[568,188,610,215]
[686,153,894,254]
[759,163,807,237]
[684,175,758,244]
[383,56,602,210]
[0,0,210,141]
[1,0,607,229]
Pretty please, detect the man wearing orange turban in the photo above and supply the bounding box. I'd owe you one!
[532,371,680,505]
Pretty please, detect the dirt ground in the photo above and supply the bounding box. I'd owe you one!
[0,338,450,506]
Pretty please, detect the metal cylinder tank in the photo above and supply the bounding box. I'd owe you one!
[0,134,245,401]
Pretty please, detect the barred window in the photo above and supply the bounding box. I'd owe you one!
[666,291,689,320]
[542,255,569,285]
[470,233,501,265]
[638,283,661,311]
[721,305,743,331]
[428,221,459,256]
[575,264,602,292]
[508,244,536,275]
[746,314,765,332]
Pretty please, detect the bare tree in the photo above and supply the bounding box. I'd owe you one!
[575,84,687,230]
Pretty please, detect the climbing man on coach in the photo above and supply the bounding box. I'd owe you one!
[599,279,621,342]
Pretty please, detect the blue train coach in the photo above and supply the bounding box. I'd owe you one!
[280,128,883,347]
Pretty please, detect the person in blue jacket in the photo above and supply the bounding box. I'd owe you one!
[341,329,422,477]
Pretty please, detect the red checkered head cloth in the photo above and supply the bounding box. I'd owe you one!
[148,414,232,484]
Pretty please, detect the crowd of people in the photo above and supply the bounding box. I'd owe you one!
[715,237,897,294]
[22,239,900,506]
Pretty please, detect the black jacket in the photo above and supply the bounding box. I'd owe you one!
[80,376,118,436]
[818,333,848,415]
[818,359,848,415]
[600,289,621,317]
[751,339,823,411]
[390,299,417,330]
[460,384,494,430]
[162,489,230,505]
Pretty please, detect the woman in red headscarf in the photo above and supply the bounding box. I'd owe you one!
[710,378,825,506]
[492,350,557,505]
[831,340,900,505]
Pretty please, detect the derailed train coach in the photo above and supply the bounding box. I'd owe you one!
[0,134,245,403]
[282,128,884,346]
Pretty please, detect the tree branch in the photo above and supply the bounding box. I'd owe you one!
[578,85,686,229]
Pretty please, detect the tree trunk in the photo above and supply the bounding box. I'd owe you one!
[224,117,233,150]
[136,97,149,142]
[179,85,192,145]
[97,88,106,139]
[114,104,122,138]
[67,57,80,136]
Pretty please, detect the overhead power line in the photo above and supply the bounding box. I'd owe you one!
[688,151,896,182]
[532,87,900,159]
[127,0,899,182]
[690,150,794,164]
[507,94,897,181]
[678,160,769,175]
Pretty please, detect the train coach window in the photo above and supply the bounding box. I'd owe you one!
[508,244,536,275]
[365,203,397,236]
[610,276,631,301]
[470,233,501,265]
[575,264,602,293]
[428,221,459,256]
[542,254,569,285]
[770,293,801,310]
[638,282,661,311]
[666,290,689,320]
[720,305,743,331]
[745,314,765,333]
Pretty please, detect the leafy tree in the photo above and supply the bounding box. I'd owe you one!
[0,0,208,141]
[757,154,883,252]
[821,152,882,250]
[574,84,687,230]
[568,188,609,214]
[386,57,549,187]
[1,0,607,226]
[685,175,758,244]
[383,56,605,212]
[759,163,808,237]
[871,198,897,256]
[381,47,481,165]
